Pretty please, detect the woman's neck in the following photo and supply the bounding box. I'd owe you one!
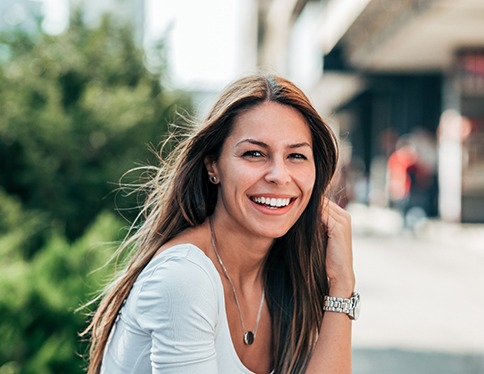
[206,216,272,293]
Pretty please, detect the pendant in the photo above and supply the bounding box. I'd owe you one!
[243,331,255,345]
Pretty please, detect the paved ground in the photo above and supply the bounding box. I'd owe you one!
[348,204,484,374]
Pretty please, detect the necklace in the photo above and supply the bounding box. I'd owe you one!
[209,217,265,346]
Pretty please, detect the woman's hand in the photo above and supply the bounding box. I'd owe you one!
[322,199,355,296]
[306,199,355,373]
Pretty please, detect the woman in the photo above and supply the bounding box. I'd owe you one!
[83,73,358,374]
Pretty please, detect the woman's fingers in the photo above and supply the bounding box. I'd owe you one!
[322,198,355,295]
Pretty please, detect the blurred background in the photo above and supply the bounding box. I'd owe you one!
[0,0,483,373]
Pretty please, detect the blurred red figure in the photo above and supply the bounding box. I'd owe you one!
[387,135,423,225]
[387,140,418,205]
[387,132,437,228]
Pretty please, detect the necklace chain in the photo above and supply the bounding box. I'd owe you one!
[209,217,265,346]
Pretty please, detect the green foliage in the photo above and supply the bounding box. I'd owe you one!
[0,188,47,261]
[0,13,191,241]
[0,211,124,374]
[0,10,193,374]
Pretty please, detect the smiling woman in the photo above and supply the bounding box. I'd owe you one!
[205,101,316,240]
[82,73,358,374]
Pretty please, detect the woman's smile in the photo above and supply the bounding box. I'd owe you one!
[249,195,296,216]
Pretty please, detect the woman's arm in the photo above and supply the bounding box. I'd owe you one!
[306,200,355,374]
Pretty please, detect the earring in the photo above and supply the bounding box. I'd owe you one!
[210,176,217,183]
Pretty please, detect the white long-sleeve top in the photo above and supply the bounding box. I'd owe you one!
[100,244,257,373]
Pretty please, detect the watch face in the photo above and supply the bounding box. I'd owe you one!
[351,293,361,320]
[353,301,361,320]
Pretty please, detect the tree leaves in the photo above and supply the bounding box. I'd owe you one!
[0,14,191,240]
[0,11,192,373]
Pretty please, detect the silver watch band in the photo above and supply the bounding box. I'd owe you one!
[323,292,360,320]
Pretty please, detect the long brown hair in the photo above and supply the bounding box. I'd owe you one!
[82,73,338,373]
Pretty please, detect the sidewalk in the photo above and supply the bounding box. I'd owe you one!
[347,204,484,374]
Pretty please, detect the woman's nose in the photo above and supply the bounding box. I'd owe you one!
[264,159,291,185]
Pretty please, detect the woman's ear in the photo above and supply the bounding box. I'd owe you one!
[204,156,219,183]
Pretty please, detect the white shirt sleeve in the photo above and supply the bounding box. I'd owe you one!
[135,250,220,373]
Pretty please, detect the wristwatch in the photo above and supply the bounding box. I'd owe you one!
[323,292,361,320]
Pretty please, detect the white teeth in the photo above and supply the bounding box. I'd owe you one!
[252,196,291,207]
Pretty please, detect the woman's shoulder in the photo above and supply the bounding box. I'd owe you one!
[154,242,207,260]
[128,243,222,327]
[142,243,217,286]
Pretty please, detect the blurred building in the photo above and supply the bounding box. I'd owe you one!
[258,0,484,223]
[144,0,259,117]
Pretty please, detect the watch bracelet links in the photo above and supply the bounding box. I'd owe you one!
[323,295,354,314]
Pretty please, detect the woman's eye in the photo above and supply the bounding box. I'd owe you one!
[242,150,264,158]
[289,153,308,160]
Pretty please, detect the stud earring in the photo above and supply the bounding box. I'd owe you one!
[210,176,217,183]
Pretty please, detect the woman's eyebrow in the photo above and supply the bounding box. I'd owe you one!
[235,138,269,148]
[235,139,312,149]
[289,142,312,149]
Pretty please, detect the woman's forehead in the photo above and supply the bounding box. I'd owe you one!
[228,102,313,144]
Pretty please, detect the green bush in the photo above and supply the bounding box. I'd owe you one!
[0,13,191,242]
[0,211,124,374]
[0,10,193,374]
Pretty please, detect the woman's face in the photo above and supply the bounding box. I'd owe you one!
[208,101,316,240]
